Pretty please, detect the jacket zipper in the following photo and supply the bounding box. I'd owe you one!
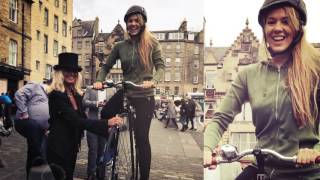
[271,66,281,179]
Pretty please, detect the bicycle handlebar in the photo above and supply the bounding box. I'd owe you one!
[87,80,146,89]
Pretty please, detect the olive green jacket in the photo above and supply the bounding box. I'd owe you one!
[97,39,164,97]
[204,60,320,176]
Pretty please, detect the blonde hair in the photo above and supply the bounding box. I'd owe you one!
[125,14,157,70]
[262,7,320,126]
[47,70,83,95]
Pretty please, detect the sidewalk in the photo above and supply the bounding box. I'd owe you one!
[0,118,203,180]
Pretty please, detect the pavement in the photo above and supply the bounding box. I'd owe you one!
[0,118,203,180]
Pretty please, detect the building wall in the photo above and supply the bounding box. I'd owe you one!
[30,0,73,83]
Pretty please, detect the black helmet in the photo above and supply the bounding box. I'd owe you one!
[124,5,147,23]
[258,0,307,26]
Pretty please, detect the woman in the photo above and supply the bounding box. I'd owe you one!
[93,5,164,180]
[164,99,179,129]
[47,53,122,180]
[204,0,320,179]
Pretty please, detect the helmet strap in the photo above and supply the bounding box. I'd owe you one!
[266,27,303,57]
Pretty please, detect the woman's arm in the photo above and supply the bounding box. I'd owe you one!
[96,43,120,82]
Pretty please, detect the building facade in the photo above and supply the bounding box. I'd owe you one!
[72,17,99,86]
[153,19,204,97]
[29,0,73,83]
[0,0,32,95]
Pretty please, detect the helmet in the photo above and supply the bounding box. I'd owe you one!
[124,5,147,23]
[258,0,307,26]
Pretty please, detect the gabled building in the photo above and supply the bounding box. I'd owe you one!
[0,0,32,95]
[72,17,99,86]
[152,19,204,97]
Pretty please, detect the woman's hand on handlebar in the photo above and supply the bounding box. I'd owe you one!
[296,148,320,165]
[93,82,103,90]
[203,149,218,169]
[142,81,155,89]
[107,116,123,127]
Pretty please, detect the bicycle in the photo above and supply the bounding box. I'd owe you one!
[90,80,144,180]
[204,144,320,180]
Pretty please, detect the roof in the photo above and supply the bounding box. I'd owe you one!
[211,47,228,62]
[73,18,97,37]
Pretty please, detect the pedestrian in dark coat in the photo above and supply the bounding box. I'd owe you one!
[47,53,123,180]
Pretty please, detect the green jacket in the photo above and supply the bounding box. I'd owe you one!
[97,39,164,97]
[204,60,320,177]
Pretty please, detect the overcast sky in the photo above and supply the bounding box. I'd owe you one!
[205,0,320,47]
[73,0,204,33]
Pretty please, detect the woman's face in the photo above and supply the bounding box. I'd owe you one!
[264,8,295,53]
[126,14,142,36]
[63,70,78,85]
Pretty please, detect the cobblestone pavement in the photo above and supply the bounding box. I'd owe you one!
[0,118,203,180]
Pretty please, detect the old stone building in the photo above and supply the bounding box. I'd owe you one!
[0,0,32,95]
[153,19,204,97]
[30,0,73,83]
[72,17,99,86]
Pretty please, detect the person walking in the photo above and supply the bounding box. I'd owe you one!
[164,99,178,129]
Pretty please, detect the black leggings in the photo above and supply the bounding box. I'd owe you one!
[101,90,155,180]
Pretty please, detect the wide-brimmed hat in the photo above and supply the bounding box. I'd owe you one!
[53,53,82,72]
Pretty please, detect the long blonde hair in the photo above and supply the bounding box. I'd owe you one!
[125,14,157,70]
[263,7,320,126]
[47,70,83,95]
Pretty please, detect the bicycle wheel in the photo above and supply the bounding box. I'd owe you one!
[105,116,137,180]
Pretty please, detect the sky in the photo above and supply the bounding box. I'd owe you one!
[204,0,320,47]
[73,0,204,33]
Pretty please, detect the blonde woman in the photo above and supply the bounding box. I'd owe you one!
[94,5,164,179]
[204,0,320,179]
[47,53,122,180]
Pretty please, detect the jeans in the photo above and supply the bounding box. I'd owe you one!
[14,118,47,178]
[86,130,107,178]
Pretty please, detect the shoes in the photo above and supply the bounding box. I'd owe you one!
[87,173,95,180]
[189,127,194,130]
[164,126,168,128]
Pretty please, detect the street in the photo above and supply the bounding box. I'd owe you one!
[0,118,203,180]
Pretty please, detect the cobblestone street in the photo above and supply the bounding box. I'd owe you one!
[0,118,203,180]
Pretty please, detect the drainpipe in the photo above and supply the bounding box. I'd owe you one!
[21,2,25,80]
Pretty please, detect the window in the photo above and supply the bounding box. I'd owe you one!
[155,33,165,40]
[85,53,91,60]
[54,15,59,32]
[53,40,58,57]
[168,33,183,40]
[44,8,49,26]
[85,66,90,73]
[36,30,41,40]
[77,41,82,49]
[63,0,67,14]
[174,87,179,95]
[230,132,256,152]
[188,33,195,41]
[62,21,67,37]
[45,64,52,79]
[241,43,251,51]
[77,29,82,36]
[61,45,66,52]
[174,72,180,82]
[165,87,170,95]
[85,41,90,49]
[54,0,59,7]
[175,58,181,66]
[155,88,160,95]
[36,60,40,71]
[166,45,171,49]
[194,45,199,54]
[165,58,171,67]
[9,0,18,23]
[192,75,198,83]
[8,40,17,66]
[193,88,197,92]
[193,60,199,68]
[165,72,171,82]
[176,44,181,52]
[44,34,48,53]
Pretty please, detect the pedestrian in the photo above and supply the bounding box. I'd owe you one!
[204,0,320,179]
[179,99,188,132]
[46,52,123,180]
[14,81,51,179]
[164,99,178,129]
[193,101,204,131]
[93,5,165,179]
[83,86,115,180]
[186,98,196,130]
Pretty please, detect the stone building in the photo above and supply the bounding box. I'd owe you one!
[153,19,204,97]
[0,0,32,95]
[72,17,99,86]
[30,0,73,83]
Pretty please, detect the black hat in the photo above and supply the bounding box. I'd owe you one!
[258,0,307,26]
[124,5,147,23]
[54,53,82,72]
